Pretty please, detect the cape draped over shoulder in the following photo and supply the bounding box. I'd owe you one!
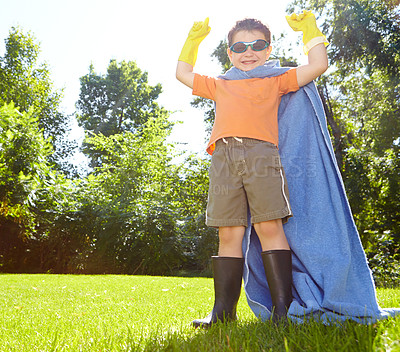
[218,60,400,323]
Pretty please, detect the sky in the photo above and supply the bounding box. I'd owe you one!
[0,0,302,162]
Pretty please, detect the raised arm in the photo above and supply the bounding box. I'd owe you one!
[176,61,195,89]
[176,18,211,89]
[286,11,329,87]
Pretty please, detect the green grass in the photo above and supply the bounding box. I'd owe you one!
[0,274,399,351]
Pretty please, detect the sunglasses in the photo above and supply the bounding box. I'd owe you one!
[229,39,269,53]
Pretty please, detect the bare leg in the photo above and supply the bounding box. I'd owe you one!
[253,219,290,251]
[218,226,246,258]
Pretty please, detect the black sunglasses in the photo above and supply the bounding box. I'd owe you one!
[229,39,269,53]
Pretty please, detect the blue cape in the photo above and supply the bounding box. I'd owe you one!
[219,61,400,323]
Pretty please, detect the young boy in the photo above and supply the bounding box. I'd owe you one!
[176,11,328,327]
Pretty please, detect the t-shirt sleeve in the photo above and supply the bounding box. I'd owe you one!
[278,68,300,95]
[192,74,217,101]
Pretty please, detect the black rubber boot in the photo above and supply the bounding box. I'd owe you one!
[261,249,293,322]
[192,256,244,328]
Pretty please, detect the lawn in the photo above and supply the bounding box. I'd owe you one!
[0,274,399,351]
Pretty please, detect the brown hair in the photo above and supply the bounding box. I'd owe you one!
[227,18,271,46]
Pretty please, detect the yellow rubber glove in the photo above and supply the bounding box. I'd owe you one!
[286,10,328,55]
[178,18,211,66]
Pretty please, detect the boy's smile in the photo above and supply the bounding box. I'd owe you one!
[227,30,272,71]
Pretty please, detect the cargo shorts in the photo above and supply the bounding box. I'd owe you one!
[206,137,292,227]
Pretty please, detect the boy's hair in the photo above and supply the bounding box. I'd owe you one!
[227,18,271,46]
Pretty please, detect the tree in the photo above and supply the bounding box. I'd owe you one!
[70,113,186,274]
[287,0,400,158]
[0,27,75,171]
[175,155,218,272]
[0,103,52,270]
[76,60,170,168]
[290,0,400,77]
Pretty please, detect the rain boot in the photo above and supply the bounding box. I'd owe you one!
[261,249,293,322]
[192,256,244,328]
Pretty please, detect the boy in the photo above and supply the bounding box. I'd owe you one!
[176,11,328,327]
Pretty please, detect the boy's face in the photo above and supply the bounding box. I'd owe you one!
[227,30,272,71]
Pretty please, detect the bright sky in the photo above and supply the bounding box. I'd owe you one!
[1,0,302,160]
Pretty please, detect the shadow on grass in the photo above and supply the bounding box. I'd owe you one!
[138,317,384,352]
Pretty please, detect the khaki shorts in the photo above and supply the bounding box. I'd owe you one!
[206,137,292,227]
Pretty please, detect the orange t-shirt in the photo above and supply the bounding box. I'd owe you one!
[192,69,299,154]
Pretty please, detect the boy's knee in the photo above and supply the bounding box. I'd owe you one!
[219,226,245,243]
[254,219,283,236]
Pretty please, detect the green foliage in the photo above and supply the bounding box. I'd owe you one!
[0,27,75,170]
[76,60,169,168]
[289,0,400,77]
[0,28,86,272]
[72,58,218,275]
[175,156,218,273]
[67,114,183,274]
[1,23,217,274]
[0,103,52,231]
[31,174,86,273]
[77,60,162,135]
[68,124,219,274]
[211,40,232,73]
[0,102,83,273]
